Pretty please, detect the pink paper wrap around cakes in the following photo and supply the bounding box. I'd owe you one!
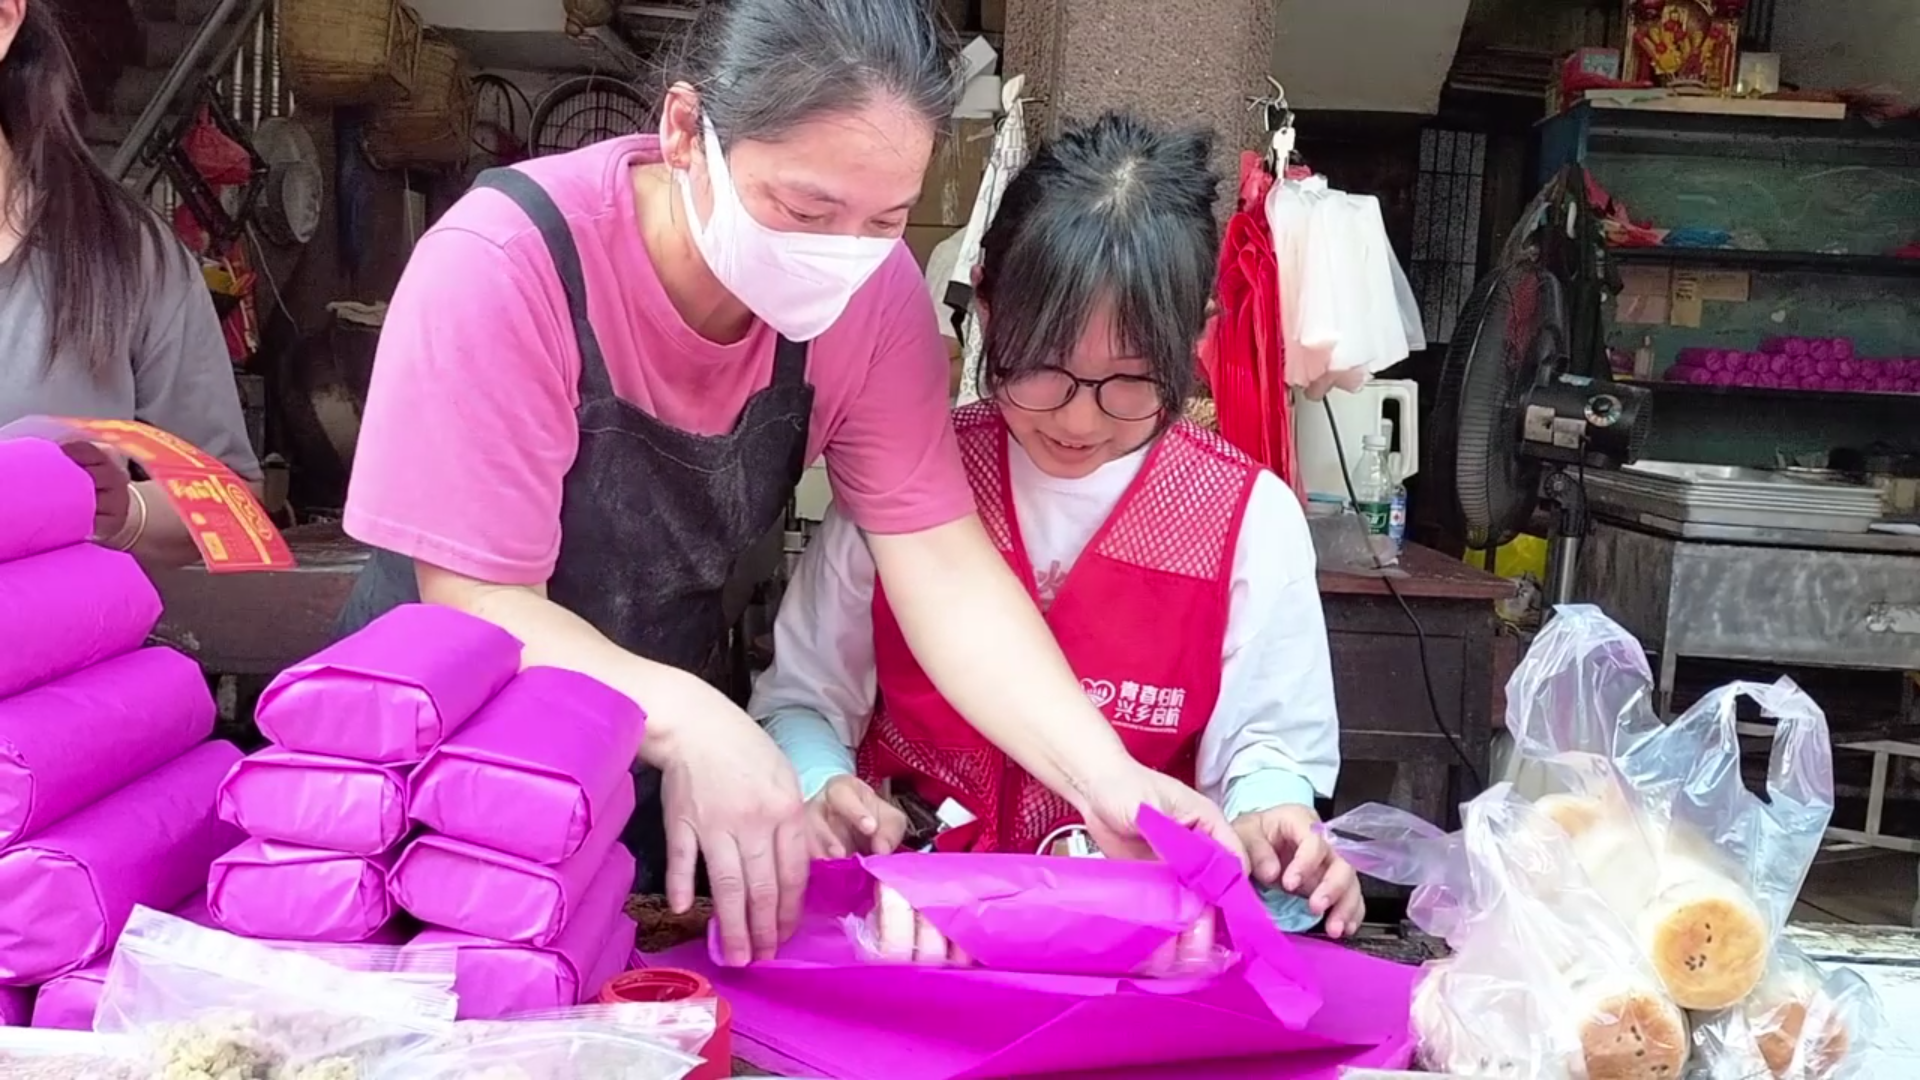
[410,666,647,864]
[0,543,162,701]
[208,838,402,942]
[0,438,96,565]
[33,893,411,1030]
[408,845,636,1019]
[391,777,634,946]
[255,603,522,764]
[0,646,215,847]
[217,748,411,854]
[0,740,243,983]
[0,984,29,1026]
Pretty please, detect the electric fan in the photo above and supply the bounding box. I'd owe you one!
[1428,256,1653,604]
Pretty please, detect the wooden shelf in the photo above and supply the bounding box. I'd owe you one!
[1609,246,1920,279]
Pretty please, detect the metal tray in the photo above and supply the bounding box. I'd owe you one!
[1587,483,1877,533]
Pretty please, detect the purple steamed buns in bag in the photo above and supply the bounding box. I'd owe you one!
[256,603,522,764]
[0,740,243,983]
[207,838,402,943]
[410,666,646,864]
[0,647,214,846]
[391,777,634,946]
[0,438,96,565]
[406,844,636,1019]
[0,544,162,701]
[0,984,28,1026]
[217,748,411,855]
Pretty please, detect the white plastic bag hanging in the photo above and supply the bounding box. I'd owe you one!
[951,76,1029,407]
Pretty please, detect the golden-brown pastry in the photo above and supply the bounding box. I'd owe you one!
[1577,982,1690,1080]
[1744,957,1853,1079]
[1635,856,1768,1010]
[1536,791,1611,840]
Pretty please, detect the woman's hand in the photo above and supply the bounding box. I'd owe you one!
[805,775,908,858]
[59,441,136,548]
[1078,760,1249,868]
[1233,804,1365,938]
[654,676,812,967]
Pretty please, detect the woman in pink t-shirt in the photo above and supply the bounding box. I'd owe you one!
[341,0,1239,965]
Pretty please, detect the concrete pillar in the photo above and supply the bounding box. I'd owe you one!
[1002,0,1274,206]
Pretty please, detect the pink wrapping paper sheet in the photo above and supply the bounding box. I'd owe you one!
[0,740,243,984]
[391,774,633,946]
[207,838,401,942]
[409,666,646,864]
[0,647,215,847]
[0,543,163,701]
[648,807,1415,1080]
[0,438,96,565]
[407,843,635,1019]
[0,984,29,1026]
[216,748,411,854]
[34,893,411,1031]
[255,603,522,764]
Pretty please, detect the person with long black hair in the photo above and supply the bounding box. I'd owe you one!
[0,0,260,566]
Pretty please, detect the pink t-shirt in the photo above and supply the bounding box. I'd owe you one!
[345,136,970,586]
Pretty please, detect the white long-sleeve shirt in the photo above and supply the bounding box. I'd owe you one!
[751,430,1341,830]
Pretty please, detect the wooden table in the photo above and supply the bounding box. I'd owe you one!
[1318,544,1515,829]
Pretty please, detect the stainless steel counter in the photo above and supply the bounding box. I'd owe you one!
[1577,516,1920,714]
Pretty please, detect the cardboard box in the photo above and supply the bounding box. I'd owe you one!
[903,225,954,269]
[910,118,995,228]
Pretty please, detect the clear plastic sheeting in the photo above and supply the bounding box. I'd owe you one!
[1327,606,1884,1080]
[367,1002,716,1080]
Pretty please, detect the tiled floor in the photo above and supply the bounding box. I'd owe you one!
[1793,848,1919,926]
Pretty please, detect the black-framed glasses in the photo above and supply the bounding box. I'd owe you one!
[997,367,1165,422]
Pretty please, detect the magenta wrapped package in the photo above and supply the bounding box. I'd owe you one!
[0,984,28,1026]
[0,740,242,983]
[0,647,214,847]
[584,912,638,1001]
[392,775,632,946]
[256,603,522,764]
[410,666,645,864]
[217,748,411,855]
[0,544,162,702]
[408,844,634,1019]
[0,438,95,565]
[207,838,400,942]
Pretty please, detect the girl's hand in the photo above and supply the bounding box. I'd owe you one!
[1233,804,1365,938]
[805,775,908,858]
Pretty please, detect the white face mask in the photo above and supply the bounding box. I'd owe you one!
[676,120,899,342]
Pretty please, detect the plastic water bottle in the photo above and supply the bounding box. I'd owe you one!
[1352,433,1397,563]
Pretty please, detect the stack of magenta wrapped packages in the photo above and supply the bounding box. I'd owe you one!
[1665,335,1920,394]
[1330,605,1885,1080]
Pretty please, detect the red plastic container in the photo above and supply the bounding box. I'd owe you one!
[598,967,733,1080]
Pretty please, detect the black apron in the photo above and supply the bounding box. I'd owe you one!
[338,167,815,891]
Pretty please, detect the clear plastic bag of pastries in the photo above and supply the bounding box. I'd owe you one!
[1686,937,1884,1080]
[1397,788,1691,1080]
[1503,606,1838,1013]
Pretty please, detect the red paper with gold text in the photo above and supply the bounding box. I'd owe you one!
[1,416,293,574]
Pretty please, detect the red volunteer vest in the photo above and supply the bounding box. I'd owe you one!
[858,403,1261,853]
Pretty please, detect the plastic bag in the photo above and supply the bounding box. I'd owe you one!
[1500,605,1836,1010]
[1340,785,1690,1080]
[0,1028,145,1080]
[1689,937,1884,1080]
[366,1001,716,1080]
[95,906,457,1076]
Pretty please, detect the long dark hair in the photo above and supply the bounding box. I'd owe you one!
[976,112,1221,415]
[661,0,963,150]
[2,0,169,375]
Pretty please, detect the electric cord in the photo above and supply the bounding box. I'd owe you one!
[1321,398,1486,791]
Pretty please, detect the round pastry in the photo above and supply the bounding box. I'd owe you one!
[1636,862,1768,1010]
[1577,984,1689,1080]
[1536,791,1611,839]
[1409,960,1546,1077]
[873,882,918,961]
[1748,982,1852,1078]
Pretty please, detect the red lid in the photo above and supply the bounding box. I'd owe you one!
[599,967,714,1004]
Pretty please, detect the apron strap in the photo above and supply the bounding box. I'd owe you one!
[471,167,617,402]
[771,333,809,386]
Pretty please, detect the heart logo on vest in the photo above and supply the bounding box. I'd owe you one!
[1081,678,1117,709]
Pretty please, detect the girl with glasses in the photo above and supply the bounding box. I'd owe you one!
[754,112,1362,936]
